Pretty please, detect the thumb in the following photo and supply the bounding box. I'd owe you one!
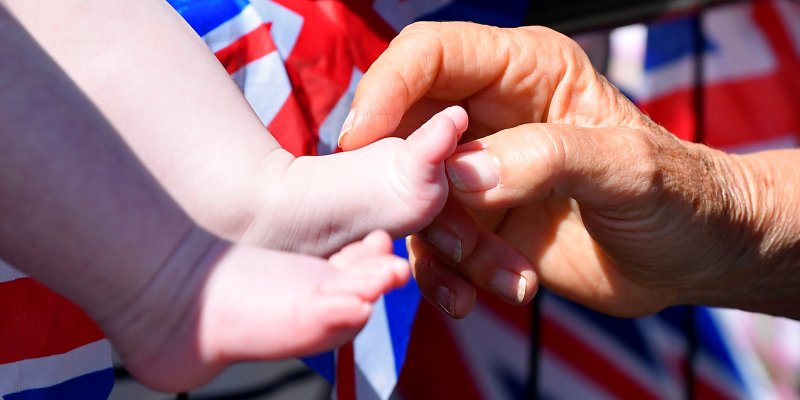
[337,23,446,151]
[338,21,511,151]
[444,123,661,211]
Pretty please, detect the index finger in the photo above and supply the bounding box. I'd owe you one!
[338,21,513,150]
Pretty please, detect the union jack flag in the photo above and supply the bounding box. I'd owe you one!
[0,261,112,399]
[3,1,798,399]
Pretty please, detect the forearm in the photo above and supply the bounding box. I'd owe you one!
[0,8,217,323]
[3,0,289,239]
[684,147,800,317]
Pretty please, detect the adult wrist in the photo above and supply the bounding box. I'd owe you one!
[675,147,800,315]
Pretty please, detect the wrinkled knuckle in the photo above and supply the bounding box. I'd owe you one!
[538,125,569,174]
[620,128,661,196]
[398,21,441,39]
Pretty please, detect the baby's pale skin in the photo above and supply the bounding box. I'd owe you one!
[0,1,468,393]
[6,0,467,257]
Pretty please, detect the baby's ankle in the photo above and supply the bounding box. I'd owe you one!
[100,229,224,384]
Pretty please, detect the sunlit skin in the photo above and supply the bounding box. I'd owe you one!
[0,3,476,393]
[342,21,800,319]
[6,0,468,258]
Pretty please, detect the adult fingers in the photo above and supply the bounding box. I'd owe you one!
[445,123,662,213]
[408,234,476,318]
[338,21,517,150]
[340,22,643,151]
[412,201,538,315]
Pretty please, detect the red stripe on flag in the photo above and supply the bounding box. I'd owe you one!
[693,373,736,400]
[542,313,659,400]
[306,0,394,72]
[640,72,800,150]
[267,92,317,156]
[642,1,800,150]
[475,289,532,333]
[266,0,394,158]
[214,23,276,75]
[336,342,356,400]
[753,1,800,76]
[704,74,800,149]
[0,278,104,364]
[639,89,697,142]
[270,1,354,136]
[397,302,482,399]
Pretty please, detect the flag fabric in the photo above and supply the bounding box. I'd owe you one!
[167,1,531,398]
[2,1,797,399]
[171,1,797,399]
[0,261,113,399]
[397,1,798,399]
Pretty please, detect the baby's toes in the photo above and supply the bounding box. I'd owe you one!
[402,106,468,167]
[329,231,394,268]
[320,257,408,300]
[292,295,373,352]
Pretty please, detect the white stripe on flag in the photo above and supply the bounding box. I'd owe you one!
[0,339,112,396]
[317,67,363,155]
[0,259,26,283]
[203,1,302,61]
[354,295,397,400]
[639,315,688,399]
[545,297,666,397]
[636,4,775,102]
[249,0,303,59]
[713,309,782,400]
[229,51,293,127]
[203,4,263,53]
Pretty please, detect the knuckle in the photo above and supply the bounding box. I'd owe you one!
[617,128,662,197]
[397,21,441,39]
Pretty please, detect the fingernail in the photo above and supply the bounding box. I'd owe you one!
[337,109,355,148]
[446,149,499,192]
[491,269,526,304]
[425,228,462,263]
[436,286,456,316]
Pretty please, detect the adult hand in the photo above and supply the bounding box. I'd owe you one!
[341,22,800,319]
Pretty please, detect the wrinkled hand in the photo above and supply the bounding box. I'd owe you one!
[341,22,793,318]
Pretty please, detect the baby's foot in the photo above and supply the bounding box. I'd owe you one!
[108,231,409,392]
[244,106,469,256]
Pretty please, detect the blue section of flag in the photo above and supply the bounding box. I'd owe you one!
[391,237,409,259]
[301,352,336,383]
[299,239,418,383]
[645,16,717,70]
[385,238,421,375]
[423,0,529,27]
[167,0,250,36]
[385,280,421,375]
[696,308,747,388]
[5,368,113,400]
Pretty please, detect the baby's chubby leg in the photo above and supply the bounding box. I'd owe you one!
[241,106,469,256]
[108,231,409,392]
